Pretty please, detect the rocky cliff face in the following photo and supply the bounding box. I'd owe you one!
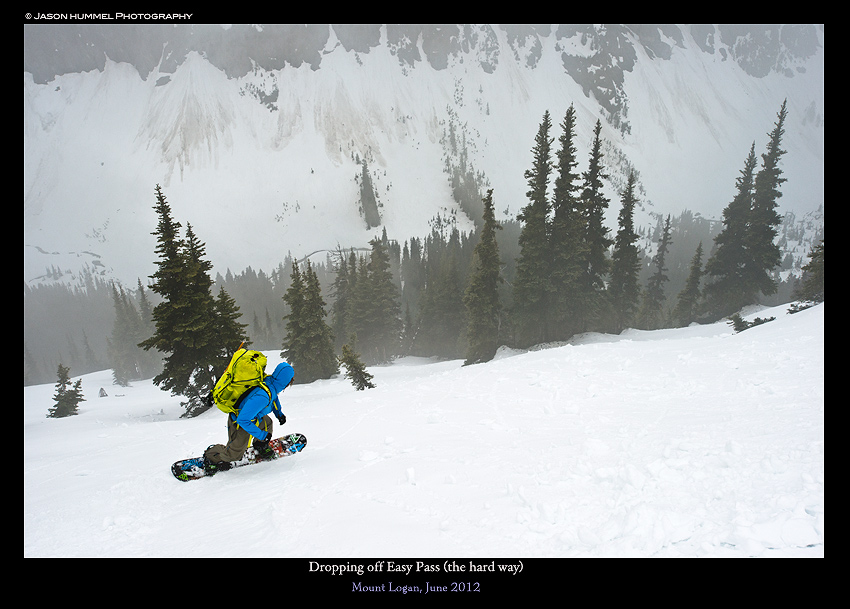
[24,24,824,286]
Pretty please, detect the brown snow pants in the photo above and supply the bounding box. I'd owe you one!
[203,415,274,463]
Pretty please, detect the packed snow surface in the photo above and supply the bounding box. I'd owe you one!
[24,304,824,558]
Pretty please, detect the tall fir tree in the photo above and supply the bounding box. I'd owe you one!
[608,171,642,333]
[401,237,425,321]
[139,186,244,417]
[47,363,84,418]
[463,189,503,364]
[359,159,381,229]
[330,248,353,351]
[746,99,788,298]
[513,110,554,348]
[549,105,588,341]
[417,247,466,358]
[135,279,161,379]
[282,260,308,366]
[282,260,339,384]
[639,215,673,330]
[578,119,613,330]
[366,236,402,362]
[108,283,144,386]
[703,144,759,319]
[213,286,249,354]
[178,223,232,415]
[139,185,189,394]
[348,238,402,363]
[673,242,705,327]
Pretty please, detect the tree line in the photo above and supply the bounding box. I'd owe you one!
[30,100,823,419]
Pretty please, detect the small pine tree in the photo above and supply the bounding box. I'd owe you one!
[339,337,375,390]
[729,313,775,333]
[795,239,824,303]
[47,364,84,418]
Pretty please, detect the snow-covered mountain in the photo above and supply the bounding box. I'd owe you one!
[24,24,824,288]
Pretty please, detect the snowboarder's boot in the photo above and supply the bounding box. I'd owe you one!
[203,458,232,474]
[252,439,275,460]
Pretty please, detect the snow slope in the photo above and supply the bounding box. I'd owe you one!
[24,303,823,559]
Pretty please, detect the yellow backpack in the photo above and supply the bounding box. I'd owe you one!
[212,349,271,415]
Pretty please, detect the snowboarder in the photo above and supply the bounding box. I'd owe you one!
[203,361,295,473]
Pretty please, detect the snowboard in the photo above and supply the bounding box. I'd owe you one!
[171,433,307,482]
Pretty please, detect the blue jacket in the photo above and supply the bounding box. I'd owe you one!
[232,362,294,441]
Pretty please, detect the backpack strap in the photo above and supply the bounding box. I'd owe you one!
[228,381,273,418]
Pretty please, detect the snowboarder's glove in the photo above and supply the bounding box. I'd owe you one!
[276,413,287,426]
[203,392,214,409]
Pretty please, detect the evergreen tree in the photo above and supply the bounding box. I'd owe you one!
[339,337,376,390]
[549,105,588,340]
[347,253,370,350]
[359,159,381,228]
[400,303,415,355]
[416,228,466,358]
[513,111,554,347]
[135,279,161,379]
[577,119,613,331]
[177,223,228,415]
[703,145,759,318]
[795,239,824,303]
[746,99,788,298]
[47,363,84,418]
[139,186,242,417]
[348,238,401,363]
[282,260,308,367]
[401,237,425,321]
[81,331,100,373]
[463,189,503,364]
[108,283,144,386]
[370,236,403,361]
[330,248,353,351]
[25,344,41,387]
[282,260,339,383]
[673,242,704,326]
[581,119,613,292]
[213,286,249,354]
[639,215,673,330]
[608,171,642,333]
[139,185,188,394]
